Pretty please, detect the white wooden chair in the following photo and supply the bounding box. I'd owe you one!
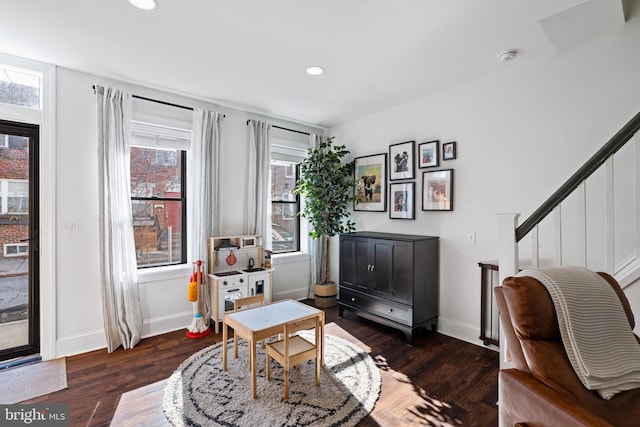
[265,316,320,399]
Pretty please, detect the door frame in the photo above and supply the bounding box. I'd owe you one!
[0,120,40,361]
[0,54,56,360]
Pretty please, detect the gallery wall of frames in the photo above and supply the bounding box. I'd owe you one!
[353,139,456,219]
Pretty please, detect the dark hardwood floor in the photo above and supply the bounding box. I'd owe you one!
[23,301,499,426]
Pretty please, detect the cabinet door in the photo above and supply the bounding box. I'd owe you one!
[371,240,412,304]
[340,236,371,290]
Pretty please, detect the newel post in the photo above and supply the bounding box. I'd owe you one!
[498,213,520,281]
[497,213,520,369]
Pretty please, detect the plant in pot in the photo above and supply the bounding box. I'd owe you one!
[293,137,356,307]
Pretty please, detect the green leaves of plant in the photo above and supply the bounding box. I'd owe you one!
[292,137,356,240]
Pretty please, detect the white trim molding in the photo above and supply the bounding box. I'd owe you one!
[0,53,57,360]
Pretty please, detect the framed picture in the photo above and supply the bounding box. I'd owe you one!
[443,141,457,160]
[389,140,415,180]
[418,140,439,168]
[422,169,453,211]
[354,153,387,211]
[389,182,414,219]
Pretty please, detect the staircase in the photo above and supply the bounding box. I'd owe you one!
[498,110,640,355]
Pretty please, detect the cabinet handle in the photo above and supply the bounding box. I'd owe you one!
[367,264,371,271]
[371,265,375,272]
[351,297,356,302]
[388,308,393,313]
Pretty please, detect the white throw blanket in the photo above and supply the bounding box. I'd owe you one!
[518,266,640,399]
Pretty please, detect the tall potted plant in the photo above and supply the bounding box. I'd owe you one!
[293,137,356,304]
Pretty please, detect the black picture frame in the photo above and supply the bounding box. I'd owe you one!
[354,153,387,212]
[418,140,439,168]
[422,169,453,211]
[389,182,415,219]
[389,140,415,181]
[443,141,457,161]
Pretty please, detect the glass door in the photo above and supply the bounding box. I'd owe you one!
[0,120,39,362]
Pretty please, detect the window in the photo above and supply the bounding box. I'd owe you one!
[270,129,309,254]
[4,242,28,257]
[0,179,28,214]
[0,64,41,109]
[0,134,29,149]
[271,159,299,253]
[130,121,190,268]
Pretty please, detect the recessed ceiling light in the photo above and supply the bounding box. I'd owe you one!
[306,66,324,76]
[128,0,157,10]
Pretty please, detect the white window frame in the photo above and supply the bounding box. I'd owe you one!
[130,120,191,269]
[270,128,311,255]
[0,179,6,213]
[0,62,42,110]
[4,242,28,257]
[6,179,29,214]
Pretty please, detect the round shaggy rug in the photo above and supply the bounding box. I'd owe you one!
[163,332,381,427]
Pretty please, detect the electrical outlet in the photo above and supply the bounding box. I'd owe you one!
[62,220,79,233]
[466,231,476,245]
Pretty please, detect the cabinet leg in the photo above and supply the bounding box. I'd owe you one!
[404,330,414,346]
[338,305,345,318]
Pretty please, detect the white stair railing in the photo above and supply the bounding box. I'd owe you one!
[514,134,640,284]
[497,114,640,367]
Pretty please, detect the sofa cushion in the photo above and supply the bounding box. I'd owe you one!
[599,272,635,329]
[502,273,635,343]
[523,338,640,427]
[502,275,560,341]
[517,267,640,399]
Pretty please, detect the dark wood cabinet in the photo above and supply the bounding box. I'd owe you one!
[338,231,439,345]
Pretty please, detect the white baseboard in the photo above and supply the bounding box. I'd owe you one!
[437,316,498,352]
[55,311,194,358]
[274,287,308,301]
[616,256,640,289]
[54,306,496,359]
[56,329,106,358]
[142,311,193,338]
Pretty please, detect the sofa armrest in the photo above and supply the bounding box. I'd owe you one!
[499,369,613,427]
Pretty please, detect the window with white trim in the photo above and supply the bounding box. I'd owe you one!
[0,179,28,214]
[130,121,190,268]
[0,64,41,109]
[270,129,309,254]
[4,242,28,257]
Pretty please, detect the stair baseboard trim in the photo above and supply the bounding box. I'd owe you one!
[615,255,640,289]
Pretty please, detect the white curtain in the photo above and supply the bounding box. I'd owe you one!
[190,109,223,260]
[308,134,327,297]
[189,109,222,322]
[246,119,271,246]
[96,85,143,353]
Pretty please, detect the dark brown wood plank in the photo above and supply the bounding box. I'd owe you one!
[22,300,498,426]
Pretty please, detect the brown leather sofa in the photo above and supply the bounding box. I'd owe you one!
[494,272,640,427]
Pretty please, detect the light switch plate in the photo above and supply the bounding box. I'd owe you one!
[466,231,476,245]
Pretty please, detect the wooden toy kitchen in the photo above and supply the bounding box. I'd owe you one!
[208,235,273,333]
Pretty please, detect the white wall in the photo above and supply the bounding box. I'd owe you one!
[21,12,640,357]
[53,68,322,357]
[329,14,640,345]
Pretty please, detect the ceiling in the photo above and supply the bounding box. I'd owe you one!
[0,0,631,127]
